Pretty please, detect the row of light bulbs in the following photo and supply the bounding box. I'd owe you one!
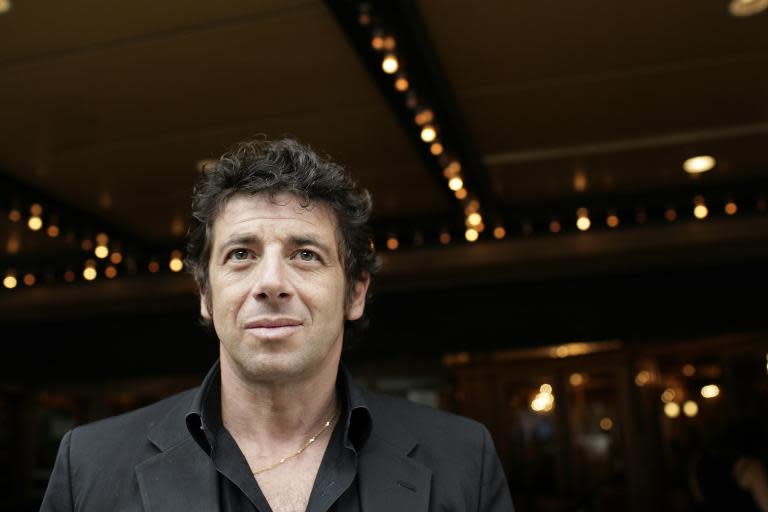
[357,4,486,242]
[381,193,765,250]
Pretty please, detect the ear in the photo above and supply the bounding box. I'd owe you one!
[200,290,211,321]
[345,273,371,321]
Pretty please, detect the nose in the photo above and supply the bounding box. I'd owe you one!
[251,250,292,303]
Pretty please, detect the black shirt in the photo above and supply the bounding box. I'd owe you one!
[185,362,372,512]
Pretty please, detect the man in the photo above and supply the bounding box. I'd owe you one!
[41,138,513,511]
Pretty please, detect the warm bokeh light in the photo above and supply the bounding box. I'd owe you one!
[600,417,613,431]
[94,245,109,259]
[95,232,109,246]
[493,226,506,239]
[531,389,555,413]
[576,216,591,231]
[110,252,123,264]
[665,208,678,222]
[83,267,97,281]
[573,171,587,192]
[701,384,720,399]
[465,228,479,242]
[420,125,437,143]
[454,188,467,199]
[549,220,561,234]
[3,275,17,289]
[81,239,93,251]
[105,266,118,279]
[148,261,160,273]
[635,370,651,386]
[725,202,738,215]
[606,214,620,228]
[383,36,396,51]
[46,225,60,237]
[23,273,35,286]
[169,258,184,272]
[682,364,696,377]
[664,402,681,418]
[429,142,443,155]
[381,54,399,74]
[683,155,715,174]
[439,231,451,245]
[467,213,482,226]
[30,203,43,216]
[683,400,699,417]
[63,270,76,283]
[27,216,43,231]
[6,235,20,254]
[8,209,21,222]
[394,76,408,92]
[661,388,676,403]
[569,373,584,386]
[386,237,399,250]
[540,383,552,394]
[414,109,434,126]
[694,205,709,219]
[442,161,461,178]
[371,34,384,50]
[729,0,768,17]
[448,177,463,191]
[0,0,11,15]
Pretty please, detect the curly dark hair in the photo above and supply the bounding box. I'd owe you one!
[185,137,380,346]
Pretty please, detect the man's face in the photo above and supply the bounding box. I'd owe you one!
[201,192,369,383]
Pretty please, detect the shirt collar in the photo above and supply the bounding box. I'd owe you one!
[185,360,372,456]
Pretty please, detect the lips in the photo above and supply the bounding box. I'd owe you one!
[243,318,303,329]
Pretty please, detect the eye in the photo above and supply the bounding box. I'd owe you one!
[297,249,318,262]
[227,249,250,261]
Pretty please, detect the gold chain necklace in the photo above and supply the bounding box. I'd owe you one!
[252,408,340,475]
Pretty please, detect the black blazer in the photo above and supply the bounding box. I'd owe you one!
[40,383,513,511]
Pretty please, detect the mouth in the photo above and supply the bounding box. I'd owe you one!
[243,318,303,339]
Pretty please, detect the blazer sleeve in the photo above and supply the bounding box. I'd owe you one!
[40,430,74,512]
[478,425,515,512]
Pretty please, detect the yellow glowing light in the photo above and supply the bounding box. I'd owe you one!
[694,205,709,219]
[600,417,613,431]
[683,400,699,417]
[23,273,35,286]
[105,266,118,279]
[443,161,461,178]
[386,237,399,250]
[8,209,21,222]
[465,228,479,242]
[63,270,76,283]
[530,390,555,413]
[27,216,43,231]
[414,109,434,126]
[0,0,11,15]
[371,35,384,50]
[725,202,738,215]
[110,252,123,264]
[635,370,651,386]
[493,226,506,239]
[701,384,720,399]
[439,232,451,245]
[383,36,396,50]
[729,0,768,17]
[382,54,399,74]
[576,216,591,231]
[47,225,60,237]
[665,208,678,222]
[540,383,552,394]
[169,258,183,272]
[420,125,437,143]
[94,245,109,259]
[683,155,716,174]
[467,213,482,226]
[430,142,443,155]
[661,388,676,403]
[83,267,97,281]
[549,220,561,233]
[606,214,619,228]
[569,373,584,386]
[682,364,696,377]
[30,203,43,216]
[394,77,409,92]
[96,233,109,246]
[448,177,464,191]
[454,188,468,199]
[3,275,17,289]
[573,171,587,192]
[664,402,681,418]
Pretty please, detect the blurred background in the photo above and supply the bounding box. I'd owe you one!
[2,1,768,510]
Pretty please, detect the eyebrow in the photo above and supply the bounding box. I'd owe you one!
[217,234,334,257]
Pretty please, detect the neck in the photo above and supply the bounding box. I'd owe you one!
[218,350,340,452]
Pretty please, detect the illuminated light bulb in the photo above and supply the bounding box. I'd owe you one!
[683,400,699,417]
[83,267,97,281]
[27,216,43,231]
[47,225,60,237]
[549,220,561,233]
[30,203,43,216]
[694,205,709,219]
[63,270,76,283]
[635,370,651,386]
[569,373,584,386]
[394,76,409,92]
[576,216,591,231]
[169,257,184,272]
[386,237,399,250]
[540,383,552,394]
[448,177,463,191]
[420,125,437,143]
[381,54,399,74]
[701,384,720,399]
[725,202,738,215]
[467,213,482,226]
[383,36,396,50]
[683,155,716,174]
[600,417,613,431]
[23,273,35,286]
[8,209,21,222]
[665,208,678,222]
[606,214,620,228]
[439,231,451,245]
[81,239,93,251]
[454,188,468,199]
[661,388,676,403]
[371,34,384,50]
[105,266,118,279]
[729,0,768,17]
[148,261,160,273]
[682,364,696,377]
[3,274,17,289]
[465,228,479,242]
[94,245,109,259]
[493,226,506,239]
[96,233,109,246]
[664,402,681,418]
[110,252,123,264]
[430,142,443,155]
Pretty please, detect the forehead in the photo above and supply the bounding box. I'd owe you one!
[211,192,339,244]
